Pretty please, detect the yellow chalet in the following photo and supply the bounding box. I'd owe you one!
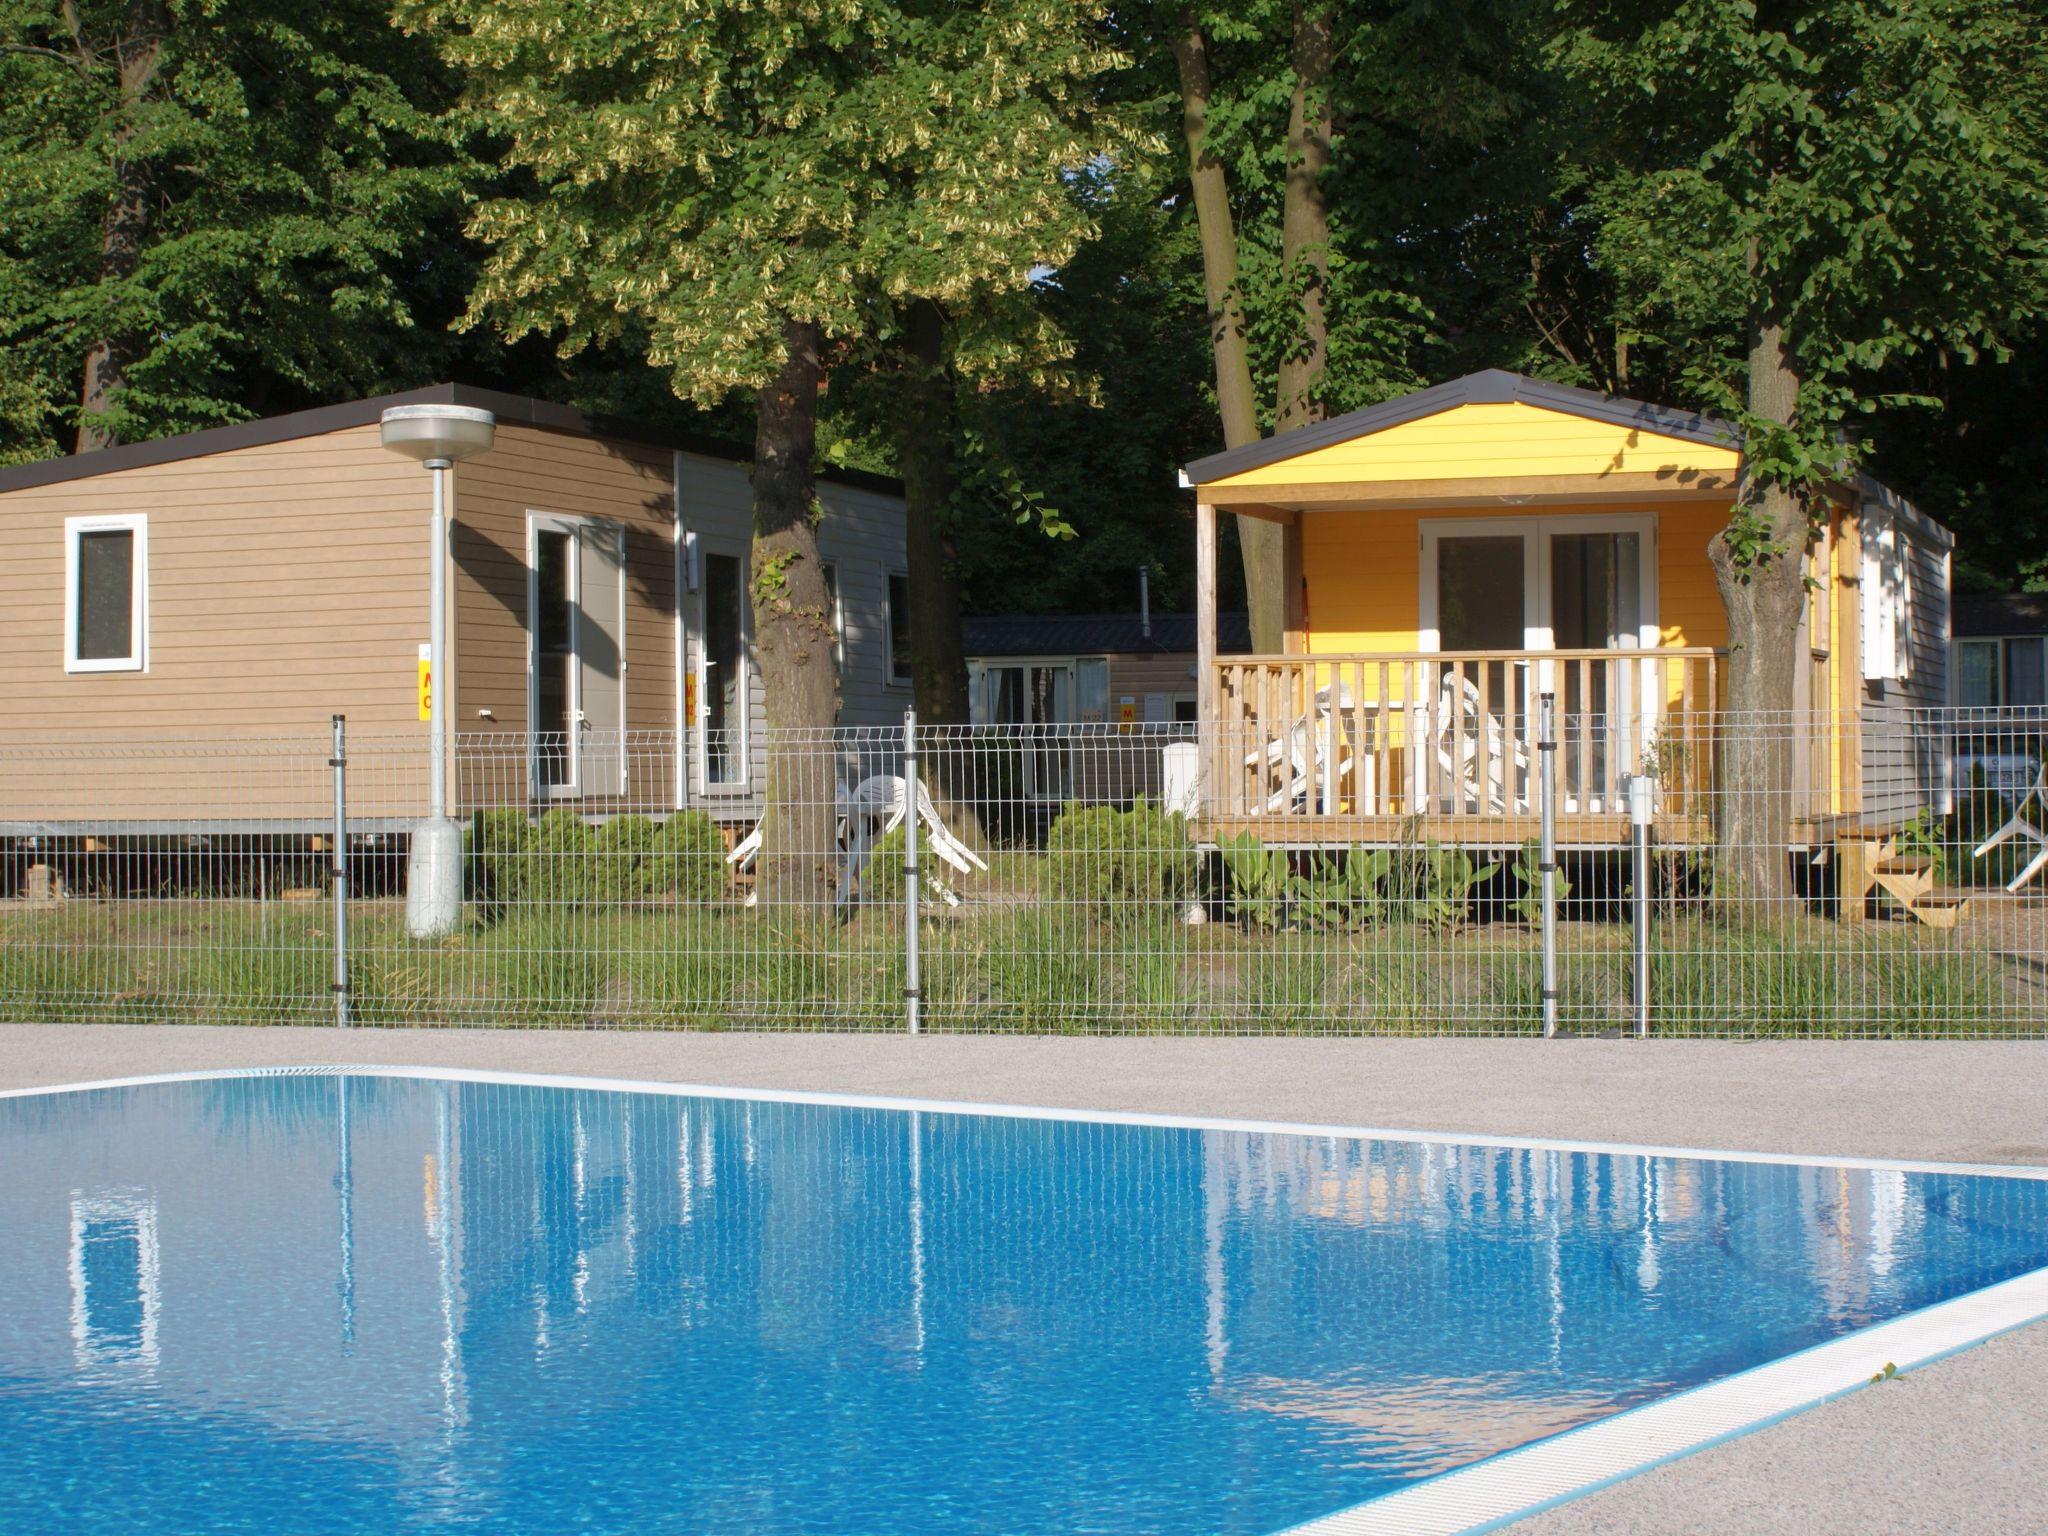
[1183,370,1953,848]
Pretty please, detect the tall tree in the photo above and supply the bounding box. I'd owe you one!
[872,4,1140,730]
[416,0,1123,903]
[0,0,474,458]
[1558,0,2048,897]
[1165,0,1496,652]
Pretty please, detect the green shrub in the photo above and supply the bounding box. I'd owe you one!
[1044,800,1195,918]
[862,825,907,905]
[471,809,534,906]
[591,814,659,902]
[523,809,601,907]
[635,811,729,904]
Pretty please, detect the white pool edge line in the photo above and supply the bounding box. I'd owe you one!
[6,1062,2048,1184]
[1275,1264,2048,1536]
[11,1064,2048,1536]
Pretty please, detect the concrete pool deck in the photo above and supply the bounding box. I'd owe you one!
[4,1025,2043,1534]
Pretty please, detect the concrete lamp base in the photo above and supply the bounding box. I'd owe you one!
[405,817,466,938]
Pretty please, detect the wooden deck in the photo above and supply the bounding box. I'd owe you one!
[1197,648,1731,846]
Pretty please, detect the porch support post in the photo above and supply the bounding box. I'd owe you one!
[1281,511,1305,655]
[1196,498,1218,816]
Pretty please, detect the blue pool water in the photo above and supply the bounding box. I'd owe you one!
[3,1074,2046,1535]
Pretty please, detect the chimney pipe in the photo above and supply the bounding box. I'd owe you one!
[1138,564,1151,640]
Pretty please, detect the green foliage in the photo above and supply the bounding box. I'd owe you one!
[1043,800,1196,918]
[1394,844,1500,931]
[477,809,727,913]
[1510,840,1568,924]
[1218,831,1290,930]
[1288,848,1393,934]
[0,0,479,455]
[1554,0,2048,524]
[635,811,728,905]
[408,0,1139,407]
[1892,811,1949,887]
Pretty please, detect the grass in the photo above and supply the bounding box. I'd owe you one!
[0,896,2030,1037]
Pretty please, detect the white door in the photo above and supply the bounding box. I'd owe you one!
[1421,514,1658,808]
[577,520,627,796]
[529,513,627,799]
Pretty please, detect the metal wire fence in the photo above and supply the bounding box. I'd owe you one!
[1,706,2043,1036]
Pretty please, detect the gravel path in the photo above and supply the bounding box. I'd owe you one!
[5,1025,2044,1533]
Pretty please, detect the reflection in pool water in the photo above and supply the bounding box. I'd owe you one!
[2,1074,2045,1535]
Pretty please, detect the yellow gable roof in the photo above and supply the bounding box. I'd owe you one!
[1204,400,1742,490]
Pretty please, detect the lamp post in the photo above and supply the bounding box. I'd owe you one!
[381,403,495,937]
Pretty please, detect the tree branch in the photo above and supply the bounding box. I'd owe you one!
[0,42,79,64]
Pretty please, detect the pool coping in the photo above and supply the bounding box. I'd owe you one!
[10,1063,2048,1536]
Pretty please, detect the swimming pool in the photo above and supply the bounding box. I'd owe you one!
[3,1068,2045,1535]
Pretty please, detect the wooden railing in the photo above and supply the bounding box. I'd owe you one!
[1206,649,1724,834]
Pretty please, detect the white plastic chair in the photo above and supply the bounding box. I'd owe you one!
[1418,674,1530,814]
[1974,763,2048,892]
[843,773,988,907]
[1247,684,1357,814]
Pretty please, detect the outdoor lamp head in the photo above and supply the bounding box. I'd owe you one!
[380,404,496,467]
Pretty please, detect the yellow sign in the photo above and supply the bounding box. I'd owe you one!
[1117,698,1136,734]
[684,671,698,723]
[417,644,432,722]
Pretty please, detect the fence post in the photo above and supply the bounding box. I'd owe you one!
[1630,772,1654,1038]
[902,707,923,1037]
[1539,692,1559,1039]
[330,713,351,1029]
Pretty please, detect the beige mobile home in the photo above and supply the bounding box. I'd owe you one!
[0,386,908,830]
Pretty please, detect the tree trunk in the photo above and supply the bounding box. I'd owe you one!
[76,6,165,453]
[1708,297,1810,905]
[895,297,986,853]
[1169,16,1283,654]
[749,316,839,910]
[1273,0,1333,436]
[899,299,969,727]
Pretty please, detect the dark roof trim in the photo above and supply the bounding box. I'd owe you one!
[0,383,905,498]
[1181,369,1742,486]
[1954,592,2048,638]
[962,611,1253,657]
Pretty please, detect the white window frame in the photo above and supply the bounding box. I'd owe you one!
[1861,504,1913,683]
[1418,512,1660,655]
[1956,638,2002,710]
[884,568,913,688]
[696,545,752,793]
[64,513,148,673]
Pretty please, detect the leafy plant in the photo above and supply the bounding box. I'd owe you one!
[1218,832,1290,930]
[1509,840,1569,924]
[1892,810,1948,886]
[635,811,729,905]
[1396,843,1500,931]
[1043,800,1196,918]
[1288,848,1392,933]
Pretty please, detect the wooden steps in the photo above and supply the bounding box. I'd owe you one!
[1835,835,1974,929]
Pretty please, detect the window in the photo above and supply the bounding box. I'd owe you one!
[2007,638,2046,708]
[65,515,146,672]
[886,571,912,686]
[1957,637,2047,709]
[1958,640,2000,709]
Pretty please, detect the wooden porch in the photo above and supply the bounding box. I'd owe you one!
[1195,648,1728,846]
